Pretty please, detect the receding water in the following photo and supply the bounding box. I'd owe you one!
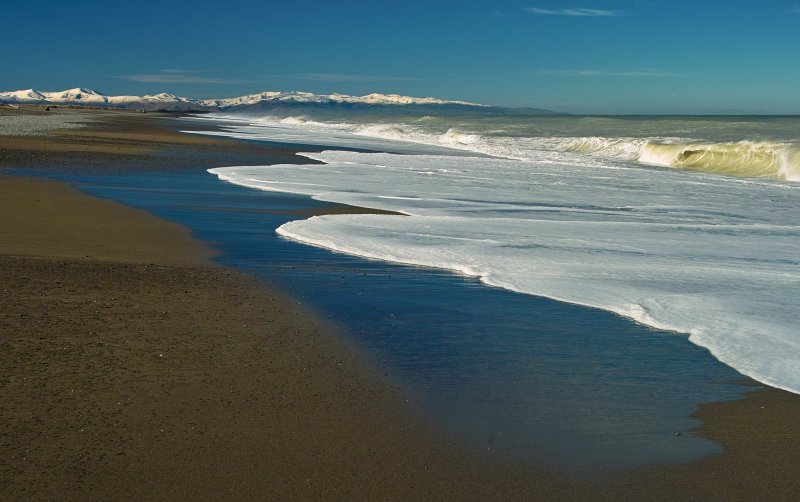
[29,167,752,472]
[202,113,800,397]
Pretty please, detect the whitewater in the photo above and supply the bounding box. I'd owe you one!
[201,113,800,395]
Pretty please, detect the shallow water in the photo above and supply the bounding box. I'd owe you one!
[32,167,752,472]
[202,113,800,397]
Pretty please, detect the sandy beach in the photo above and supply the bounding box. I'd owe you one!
[1,107,799,500]
[0,108,557,500]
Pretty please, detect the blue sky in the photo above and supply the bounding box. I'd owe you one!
[2,0,799,114]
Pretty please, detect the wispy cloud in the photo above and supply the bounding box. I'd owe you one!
[294,73,424,82]
[528,68,680,77]
[524,7,623,17]
[118,70,254,84]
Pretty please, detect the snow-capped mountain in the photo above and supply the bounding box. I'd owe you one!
[0,88,558,115]
[203,91,483,108]
[0,88,480,110]
[0,88,209,111]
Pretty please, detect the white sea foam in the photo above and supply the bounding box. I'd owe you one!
[193,114,800,180]
[185,115,464,156]
[210,148,800,395]
[353,123,800,180]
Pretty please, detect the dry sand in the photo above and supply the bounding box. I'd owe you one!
[1,107,799,500]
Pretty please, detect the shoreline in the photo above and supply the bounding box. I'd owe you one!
[2,107,799,499]
[1,109,559,500]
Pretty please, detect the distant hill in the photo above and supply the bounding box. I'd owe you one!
[0,88,561,115]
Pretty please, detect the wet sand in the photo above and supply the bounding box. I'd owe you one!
[1,107,799,500]
[0,106,309,172]
[0,109,556,500]
[1,222,546,500]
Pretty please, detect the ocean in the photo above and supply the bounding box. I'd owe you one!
[42,112,798,472]
[197,113,800,396]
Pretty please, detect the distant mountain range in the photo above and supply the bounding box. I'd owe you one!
[0,88,560,115]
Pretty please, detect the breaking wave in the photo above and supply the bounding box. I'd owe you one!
[205,114,800,181]
[355,126,800,181]
[201,112,800,394]
[639,141,800,180]
[531,137,800,181]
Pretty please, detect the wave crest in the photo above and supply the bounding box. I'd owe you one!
[539,136,646,160]
[640,141,800,181]
[526,137,800,181]
[212,113,800,182]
